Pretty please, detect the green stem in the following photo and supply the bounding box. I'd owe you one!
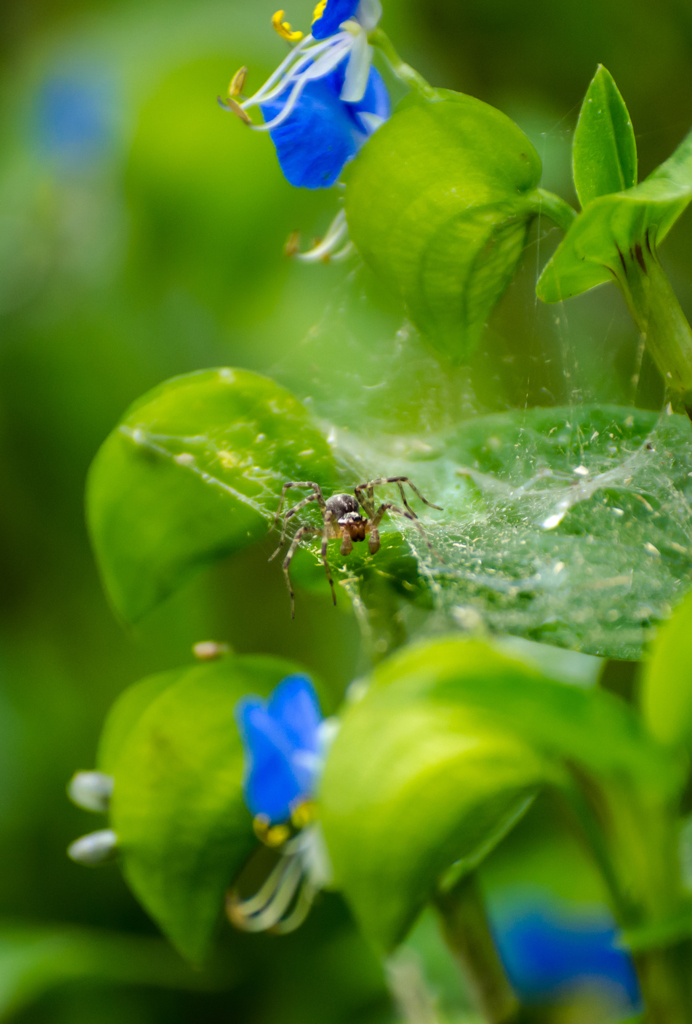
[527,189,578,234]
[368,28,437,100]
[434,875,523,1024]
[614,239,692,400]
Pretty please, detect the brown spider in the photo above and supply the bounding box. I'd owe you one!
[269,478,442,617]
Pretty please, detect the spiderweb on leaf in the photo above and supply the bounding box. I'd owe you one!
[270,191,692,661]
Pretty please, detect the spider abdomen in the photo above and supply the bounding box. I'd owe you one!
[325,493,360,517]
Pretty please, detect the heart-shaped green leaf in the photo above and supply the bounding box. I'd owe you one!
[100,653,308,963]
[538,125,692,302]
[642,590,692,748]
[345,90,560,363]
[320,638,682,950]
[573,65,637,208]
[87,369,337,622]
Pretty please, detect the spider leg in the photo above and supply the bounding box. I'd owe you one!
[372,502,442,561]
[282,526,319,619]
[273,482,327,529]
[269,494,322,561]
[361,477,443,515]
[320,511,337,607]
[354,484,375,519]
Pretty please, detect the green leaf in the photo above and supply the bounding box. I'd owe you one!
[102,653,308,963]
[320,638,679,950]
[538,125,692,302]
[573,65,637,208]
[345,90,546,363]
[87,368,337,622]
[0,923,233,1018]
[316,404,692,660]
[641,590,692,747]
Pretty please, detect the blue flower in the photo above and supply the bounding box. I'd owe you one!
[312,0,361,40]
[261,61,389,189]
[235,673,324,825]
[220,0,388,189]
[493,898,641,1013]
[229,674,335,935]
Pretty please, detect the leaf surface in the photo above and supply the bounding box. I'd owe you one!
[320,638,678,950]
[103,654,308,962]
[538,126,692,302]
[641,590,692,747]
[311,404,692,660]
[573,65,637,207]
[87,368,337,621]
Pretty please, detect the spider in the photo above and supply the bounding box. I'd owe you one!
[270,477,442,617]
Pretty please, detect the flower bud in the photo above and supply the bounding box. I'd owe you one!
[67,771,114,812]
[67,829,118,866]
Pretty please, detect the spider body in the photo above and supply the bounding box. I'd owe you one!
[325,494,369,552]
[271,478,442,616]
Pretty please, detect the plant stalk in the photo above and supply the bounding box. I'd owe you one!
[633,941,692,1024]
[528,189,578,234]
[613,239,692,404]
[368,29,437,100]
[434,874,522,1024]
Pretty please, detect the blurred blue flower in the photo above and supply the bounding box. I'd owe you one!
[493,898,641,1013]
[235,673,324,825]
[35,75,114,166]
[220,0,388,188]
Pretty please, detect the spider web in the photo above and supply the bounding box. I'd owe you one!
[270,118,692,662]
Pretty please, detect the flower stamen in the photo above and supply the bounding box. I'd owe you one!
[272,10,304,43]
[253,813,291,847]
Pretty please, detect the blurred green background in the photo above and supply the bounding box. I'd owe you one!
[1,0,691,1020]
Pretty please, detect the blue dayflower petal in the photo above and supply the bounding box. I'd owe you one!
[495,905,641,1009]
[261,63,389,189]
[235,699,305,823]
[312,0,360,40]
[267,674,322,754]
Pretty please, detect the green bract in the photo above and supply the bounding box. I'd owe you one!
[320,638,681,950]
[87,368,337,621]
[345,90,571,364]
[98,653,309,963]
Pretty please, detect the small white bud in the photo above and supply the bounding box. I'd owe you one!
[193,641,230,661]
[67,829,118,866]
[67,771,114,812]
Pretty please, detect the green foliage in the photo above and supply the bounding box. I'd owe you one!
[538,118,692,302]
[573,65,637,207]
[101,653,309,963]
[324,404,692,660]
[344,90,545,363]
[320,638,681,951]
[87,368,337,622]
[642,590,692,747]
[0,923,232,1019]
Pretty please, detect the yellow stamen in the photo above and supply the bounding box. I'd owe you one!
[228,66,247,98]
[272,10,303,42]
[253,814,291,848]
[218,94,252,126]
[312,0,328,23]
[291,800,316,829]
